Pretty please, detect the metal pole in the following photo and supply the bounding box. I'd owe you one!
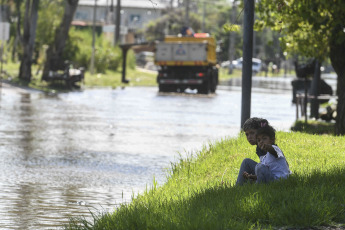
[121,46,129,83]
[90,0,97,75]
[304,76,308,123]
[202,1,205,32]
[185,0,190,27]
[114,0,121,45]
[0,43,2,91]
[241,0,254,128]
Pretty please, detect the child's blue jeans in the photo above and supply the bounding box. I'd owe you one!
[236,158,273,185]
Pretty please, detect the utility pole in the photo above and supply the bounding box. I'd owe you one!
[90,0,97,75]
[202,1,205,32]
[114,0,121,45]
[185,0,190,27]
[241,0,254,128]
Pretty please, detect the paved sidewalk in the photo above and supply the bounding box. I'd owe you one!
[221,76,294,90]
[220,74,337,92]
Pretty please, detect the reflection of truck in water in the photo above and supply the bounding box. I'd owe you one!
[154,34,218,94]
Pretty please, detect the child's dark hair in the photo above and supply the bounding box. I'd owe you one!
[242,117,269,131]
[256,124,276,141]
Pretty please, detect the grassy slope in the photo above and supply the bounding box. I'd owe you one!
[66,132,345,230]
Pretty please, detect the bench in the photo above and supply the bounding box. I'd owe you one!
[46,61,84,89]
[295,93,337,120]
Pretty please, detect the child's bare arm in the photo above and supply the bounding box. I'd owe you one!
[266,145,278,157]
[258,143,278,158]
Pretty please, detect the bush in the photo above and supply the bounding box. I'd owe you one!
[63,28,133,73]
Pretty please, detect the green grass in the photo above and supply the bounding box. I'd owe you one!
[83,68,157,88]
[1,62,157,91]
[218,68,242,80]
[65,132,345,230]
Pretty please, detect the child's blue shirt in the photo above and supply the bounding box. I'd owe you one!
[260,145,291,180]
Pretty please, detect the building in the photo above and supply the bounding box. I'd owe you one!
[74,0,168,44]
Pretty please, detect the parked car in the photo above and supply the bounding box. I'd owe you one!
[220,60,231,68]
[136,51,154,67]
[230,57,262,73]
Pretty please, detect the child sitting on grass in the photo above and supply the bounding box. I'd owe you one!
[235,117,269,185]
[237,122,291,185]
[242,117,269,159]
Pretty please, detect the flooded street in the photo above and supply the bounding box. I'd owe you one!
[0,83,296,229]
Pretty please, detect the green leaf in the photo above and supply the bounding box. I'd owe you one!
[223,23,241,32]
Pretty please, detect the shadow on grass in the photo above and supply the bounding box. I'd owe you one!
[291,120,335,135]
[66,168,345,230]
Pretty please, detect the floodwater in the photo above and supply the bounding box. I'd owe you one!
[0,83,296,229]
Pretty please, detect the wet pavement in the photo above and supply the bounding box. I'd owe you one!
[0,83,296,229]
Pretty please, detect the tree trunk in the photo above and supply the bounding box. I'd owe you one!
[19,0,39,81]
[330,27,345,135]
[12,1,23,62]
[42,0,79,80]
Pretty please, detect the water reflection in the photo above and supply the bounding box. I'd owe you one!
[0,84,296,229]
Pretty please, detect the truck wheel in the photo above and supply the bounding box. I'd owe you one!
[159,85,168,92]
[159,85,177,92]
[198,81,210,94]
[210,77,218,93]
[210,69,218,93]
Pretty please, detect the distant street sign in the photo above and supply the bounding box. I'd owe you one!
[0,22,10,41]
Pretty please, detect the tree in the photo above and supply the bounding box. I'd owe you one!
[257,0,345,135]
[42,0,79,80]
[19,0,39,81]
[144,9,201,41]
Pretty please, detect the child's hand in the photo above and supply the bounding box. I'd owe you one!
[258,143,274,152]
[243,172,257,180]
[243,171,250,179]
[259,143,278,157]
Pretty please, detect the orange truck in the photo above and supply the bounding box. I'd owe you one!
[154,34,218,94]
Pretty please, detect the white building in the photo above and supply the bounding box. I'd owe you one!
[74,0,168,43]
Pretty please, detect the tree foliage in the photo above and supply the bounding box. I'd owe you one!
[42,0,79,80]
[67,28,123,73]
[144,9,201,41]
[257,0,345,134]
[256,0,344,61]
[36,0,64,46]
